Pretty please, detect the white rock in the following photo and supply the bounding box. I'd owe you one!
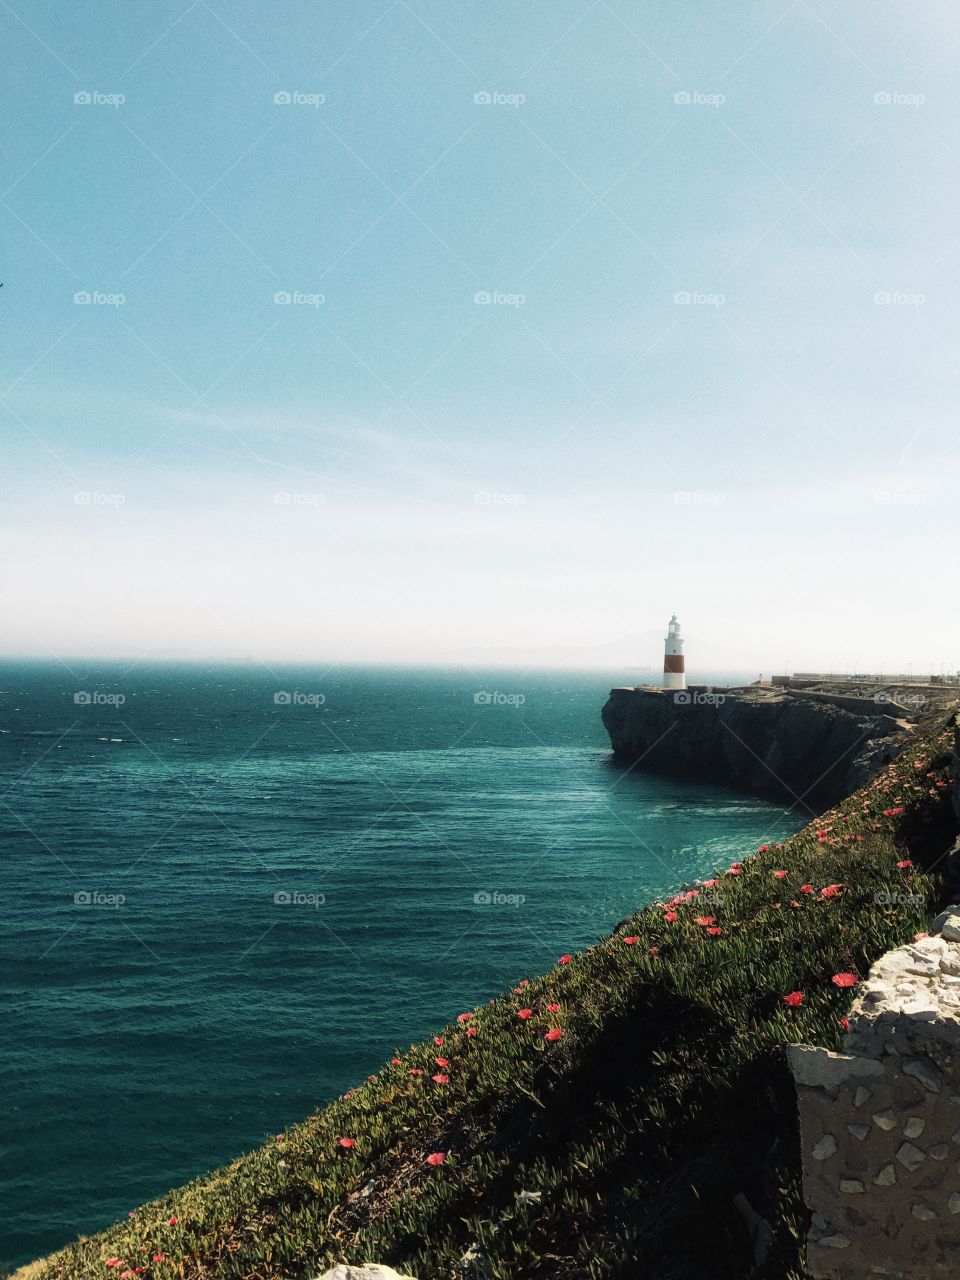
[904,1117,926,1138]
[314,1267,419,1280]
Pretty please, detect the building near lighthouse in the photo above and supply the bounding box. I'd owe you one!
[663,614,686,691]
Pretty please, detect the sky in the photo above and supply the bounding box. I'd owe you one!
[2,0,959,674]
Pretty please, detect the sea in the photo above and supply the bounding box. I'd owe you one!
[0,662,805,1267]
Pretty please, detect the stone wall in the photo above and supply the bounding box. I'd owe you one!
[789,909,960,1278]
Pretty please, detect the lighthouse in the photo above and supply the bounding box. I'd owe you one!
[663,614,686,691]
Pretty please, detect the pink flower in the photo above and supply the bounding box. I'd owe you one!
[435,1056,449,1067]
[391,1056,401,1065]
[465,1026,477,1037]
[648,945,659,955]
[773,870,787,880]
[832,972,858,988]
[840,1015,849,1031]
[914,932,930,941]
[725,867,742,876]
[664,911,678,922]
[758,844,769,853]
[432,1073,449,1084]
[694,916,715,926]
[426,1151,446,1166]
[800,884,814,895]
[546,1001,560,1012]
[544,1027,563,1042]
[559,954,572,964]
[517,1008,533,1020]
[152,1258,165,1265]
[622,935,639,945]
[409,1068,424,1076]
[434,1036,444,1045]
[702,878,719,888]
[337,1137,356,1149]
[167,1217,178,1225]
[783,991,804,1007]
[897,860,913,869]
[105,1264,123,1271]
[457,1012,474,1023]
[706,927,722,936]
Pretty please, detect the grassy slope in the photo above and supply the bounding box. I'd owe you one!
[16,722,957,1280]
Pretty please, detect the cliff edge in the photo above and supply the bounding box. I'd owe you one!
[601,685,911,807]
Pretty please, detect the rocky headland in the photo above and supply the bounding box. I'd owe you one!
[601,685,915,807]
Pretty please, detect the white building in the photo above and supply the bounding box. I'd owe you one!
[663,614,686,691]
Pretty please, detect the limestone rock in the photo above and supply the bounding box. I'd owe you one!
[314,1266,418,1280]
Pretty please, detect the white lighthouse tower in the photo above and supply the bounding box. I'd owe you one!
[663,614,686,691]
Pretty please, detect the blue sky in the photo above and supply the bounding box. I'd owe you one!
[2,1,958,671]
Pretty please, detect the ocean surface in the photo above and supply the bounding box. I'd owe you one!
[0,662,805,1267]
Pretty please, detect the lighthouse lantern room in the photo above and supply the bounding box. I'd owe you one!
[663,614,686,691]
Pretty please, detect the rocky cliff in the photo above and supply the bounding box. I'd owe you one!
[601,686,910,807]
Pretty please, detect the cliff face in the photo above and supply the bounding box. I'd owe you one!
[601,686,910,807]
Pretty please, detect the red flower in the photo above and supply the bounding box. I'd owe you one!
[706,927,722,936]
[409,1068,424,1076]
[546,1002,560,1012]
[465,1026,478,1037]
[622,935,639,945]
[840,1015,849,1031]
[702,878,719,887]
[432,1073,449,1084]
[435,1056,449,1067]
[800,884,814,895]
[820,884,843,898]
[783,991,804,1007]
[434,1036,444,1045]
[725,867,742,876]
[544,1027,563,1042]
[832,972,857,988]
[773,870,787,880]
[152,1259,165,1265]
[167,1217,178,1226]
[391,1056,401,1065]
[758,844,769,852]
[337,1137,356,1149]
[517,1008,533,1020]
[883,806,905,816]
[559,954,572,964]
[426,1151,446,1166]
[694,916,716,926]
[457,1012,474,1023]
[897,860,913,869]
[648,945,659,955]
[664,911,678,922]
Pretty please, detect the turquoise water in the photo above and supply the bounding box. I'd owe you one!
[0,663,803,1267]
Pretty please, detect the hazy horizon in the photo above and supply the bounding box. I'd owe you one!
[3,2,959,672]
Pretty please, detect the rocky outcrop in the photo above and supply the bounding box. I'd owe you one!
[601,686,909,807]
[314,1266,417,1280]
[790,921,960,1278]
